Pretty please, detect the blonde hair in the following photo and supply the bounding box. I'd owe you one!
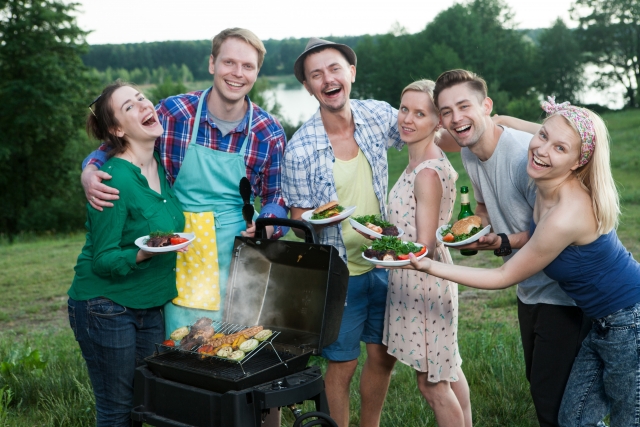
[547,110,620,233]
[211,28,266,69]
[400,79,441,143]
[401,79,436,99]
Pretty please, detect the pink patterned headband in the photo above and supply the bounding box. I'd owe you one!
[541,96,596,167]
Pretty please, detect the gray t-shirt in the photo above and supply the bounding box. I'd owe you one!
[461,126,575,306]
[209,110,243,137]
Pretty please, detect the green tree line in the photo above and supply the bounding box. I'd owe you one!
[82,36,364,81]
[1,0,637,238]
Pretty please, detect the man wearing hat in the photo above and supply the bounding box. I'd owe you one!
[282,38,402,427]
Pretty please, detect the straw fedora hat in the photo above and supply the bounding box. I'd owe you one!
[293,37,357,83]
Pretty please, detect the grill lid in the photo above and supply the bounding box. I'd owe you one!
[224,218,348,355]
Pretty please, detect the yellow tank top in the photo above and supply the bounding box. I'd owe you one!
[333,149,380,275]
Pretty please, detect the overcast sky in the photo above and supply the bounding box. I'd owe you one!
[73,0,577,45]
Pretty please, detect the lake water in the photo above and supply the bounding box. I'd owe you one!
[264,83,319,125]
[266,69,625,124]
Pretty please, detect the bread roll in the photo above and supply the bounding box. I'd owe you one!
[313,201,339,214]
[451,215,482,236]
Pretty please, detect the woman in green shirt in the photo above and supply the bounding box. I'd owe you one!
[68,81,185,427]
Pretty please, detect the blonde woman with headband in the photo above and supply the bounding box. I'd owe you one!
[383,80,471,427]
[394,98,640,426]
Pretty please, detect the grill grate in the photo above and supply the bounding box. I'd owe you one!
[163,319,283,375]
[151,347,297,381]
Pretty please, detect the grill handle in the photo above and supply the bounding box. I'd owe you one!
[255,218,319,244]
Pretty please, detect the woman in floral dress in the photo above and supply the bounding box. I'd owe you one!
[383,80,471,426]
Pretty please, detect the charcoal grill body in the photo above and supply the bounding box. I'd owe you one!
[132,365,328,427]
[134,219,348,426]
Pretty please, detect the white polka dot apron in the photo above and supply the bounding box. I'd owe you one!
[164,88,253,333]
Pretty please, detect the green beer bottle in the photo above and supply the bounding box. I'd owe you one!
[458,186,477,256]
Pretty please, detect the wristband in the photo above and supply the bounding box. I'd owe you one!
[494,233,512,256]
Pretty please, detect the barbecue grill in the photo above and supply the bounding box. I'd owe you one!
[131,218,349,426]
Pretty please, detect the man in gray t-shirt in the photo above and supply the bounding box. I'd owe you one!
[433,70,590,427]
[461,127,575,306]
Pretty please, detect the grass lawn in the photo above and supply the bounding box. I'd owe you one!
[1,109,639,426]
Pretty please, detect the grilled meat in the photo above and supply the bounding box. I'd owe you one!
[206,326,264,348]
[364,249,382,259]
[179,335,203,351]
[382,226,399,236]
[192,317,213,330]
[146,234,178,247]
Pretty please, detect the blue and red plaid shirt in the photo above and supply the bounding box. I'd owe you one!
[86,89,288,238]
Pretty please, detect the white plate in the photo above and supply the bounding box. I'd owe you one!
[348,218,404,239]
[301,206,356,225]
[435,224,492,247]
[361,243,428,267]
[135,232,195,253]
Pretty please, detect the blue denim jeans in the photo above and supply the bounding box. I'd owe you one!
[68,297,164,427]
[558,302,640,427]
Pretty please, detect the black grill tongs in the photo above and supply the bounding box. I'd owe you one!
[239,177,255,229]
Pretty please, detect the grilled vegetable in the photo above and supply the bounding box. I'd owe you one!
[232,335,247,350]
[239,339,259,352]
[170,326,189,341]
[216,346,233,358]
[197,345,216,355]
[170,237,189,245]
[228,350,245,361]
[162,339,176,347]
[440,221,483,242]
[397,246,427,260]
[253,329,273,342]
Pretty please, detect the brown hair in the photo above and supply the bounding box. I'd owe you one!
[433,69,488,109]
[211,28,266,69]
[86,80,135,157]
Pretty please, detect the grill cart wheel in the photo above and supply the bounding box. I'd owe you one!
[289,408,338,427]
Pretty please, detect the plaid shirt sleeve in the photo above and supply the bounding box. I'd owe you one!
[249,107,288,238]
[84,143,110,169]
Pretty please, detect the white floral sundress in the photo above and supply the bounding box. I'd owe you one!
[382,153,462,382]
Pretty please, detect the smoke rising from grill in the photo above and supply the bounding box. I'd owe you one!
[224,238,335,350]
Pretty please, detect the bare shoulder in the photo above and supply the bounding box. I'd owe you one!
[541,188,596,244]
[414,167,442,199]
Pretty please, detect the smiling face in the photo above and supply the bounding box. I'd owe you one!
[110,86,163,143]
[437,82,492,149]
[527,115,581,180]
[398,90,440,145]
[209,37,259,105]
[302,48,355,113]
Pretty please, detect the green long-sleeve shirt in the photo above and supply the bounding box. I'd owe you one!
[69,154,184,309]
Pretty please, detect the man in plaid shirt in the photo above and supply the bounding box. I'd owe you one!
[282,37,403,427]
[81,29,287,240]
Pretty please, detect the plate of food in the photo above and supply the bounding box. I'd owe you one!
[301,201,356,225]
[135,231,195,253]
[361,236,428,267]
[436,216,491,247]
[349,215,404,239]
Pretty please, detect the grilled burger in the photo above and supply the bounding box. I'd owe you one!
[311,201,344,220]
[451,215,482,236]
